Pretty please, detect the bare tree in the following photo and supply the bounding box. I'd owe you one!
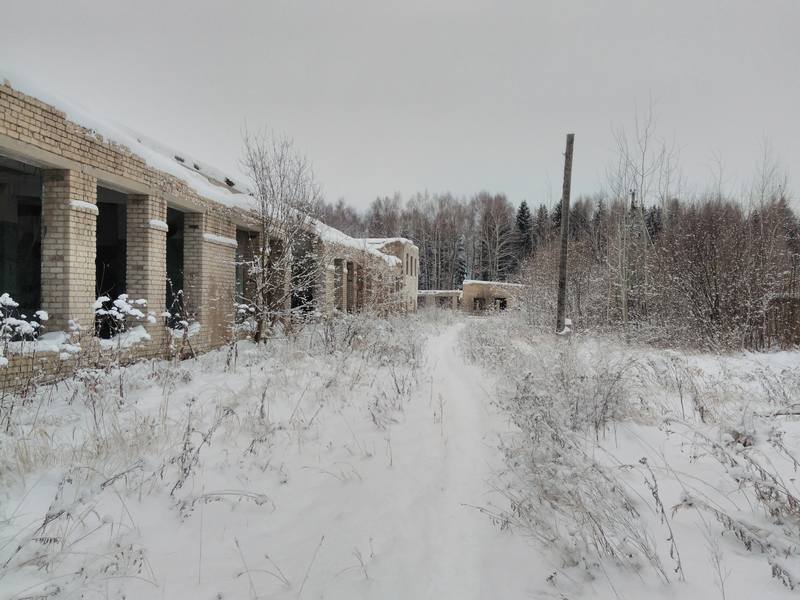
[606,101,679,331]
[317,198,366,236]
[749,138,789,208]
[240,131,323,342]
[477,193,516,281]
[366,194,402,237]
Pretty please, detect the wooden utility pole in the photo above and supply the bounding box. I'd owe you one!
[555,133,574,333]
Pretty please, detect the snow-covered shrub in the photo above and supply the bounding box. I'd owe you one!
[494,384,669,579]
[162,289,201,359]
[92,294,160,364]
[234,301,257,334]
[1,305,435,598]
[0,466,154,596]
[0,293,49,366]
[415,303,458,330]
[94,294,155,337]
[461,316,669,578]
[463,309,800,593]
[462,313,645,430]
[461,316,677,576]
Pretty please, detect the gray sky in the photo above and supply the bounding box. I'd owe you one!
[2,1,798,209]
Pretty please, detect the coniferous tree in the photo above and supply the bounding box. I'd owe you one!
[455,234,468,285]
[515,200,534,263]
[551,201,562,233]
[534,204,550,249]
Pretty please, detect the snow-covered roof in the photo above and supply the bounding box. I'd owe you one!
[462,280,525,288]
[363,237,416,248]
[418,290,462,297]
[1,71,257,212]
[312,221,401,266]
[0,71,401,267]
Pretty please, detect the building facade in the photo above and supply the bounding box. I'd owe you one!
[417,290,461,310]
[0,79,417,390]
[364,239,419,312]
[416,281,522,313]
[461,280,523,312]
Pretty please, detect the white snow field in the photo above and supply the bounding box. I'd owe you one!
[2,310,800,599]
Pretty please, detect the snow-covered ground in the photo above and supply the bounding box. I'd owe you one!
[462,315,800,599]
[2,310,800,599]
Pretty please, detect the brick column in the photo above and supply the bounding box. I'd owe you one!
[363,269,373,309]
[126,194,167,338]
[183,213,207,348]
[183,213,236,351]
[41,169,97,332]
[333,259,346,312]
[183,213,204,326]
[314,259,334,316]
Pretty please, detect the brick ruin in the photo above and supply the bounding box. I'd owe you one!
[0,80,418,390]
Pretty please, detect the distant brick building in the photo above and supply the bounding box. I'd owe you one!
[0,79,417,389]
[364,239,419,312]
[417,289,461,310]
[416,280,523,313]
[461,280,523,313]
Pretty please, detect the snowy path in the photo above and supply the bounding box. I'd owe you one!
[251,321,534,599]
[3,321,536,600]
[417,321,528,598]
[9,319,800,599]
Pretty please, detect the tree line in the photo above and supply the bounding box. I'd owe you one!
[521,192,799,349]
[315,107,799,350]
[320,186,799,349]
[318,191,533,290]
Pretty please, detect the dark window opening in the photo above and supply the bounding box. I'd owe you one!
[95,190,127,298]
[0,158,42,319]
[166,208,185,321]
[95,187,127,338]
[346,261,355,312]
[291,232,315,311]
[235,229,260,323]
[473,297,486,311]
[494,297,508,310]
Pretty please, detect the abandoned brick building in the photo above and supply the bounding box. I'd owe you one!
[462,280,523,312]
[417,289,461,310]
[0,79,418,389]
[364,238,419,312]
[417,280,523,313]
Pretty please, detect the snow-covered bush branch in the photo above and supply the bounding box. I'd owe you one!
[1,292,49,367]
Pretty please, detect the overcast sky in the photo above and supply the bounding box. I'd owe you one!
[2,1,798,210]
